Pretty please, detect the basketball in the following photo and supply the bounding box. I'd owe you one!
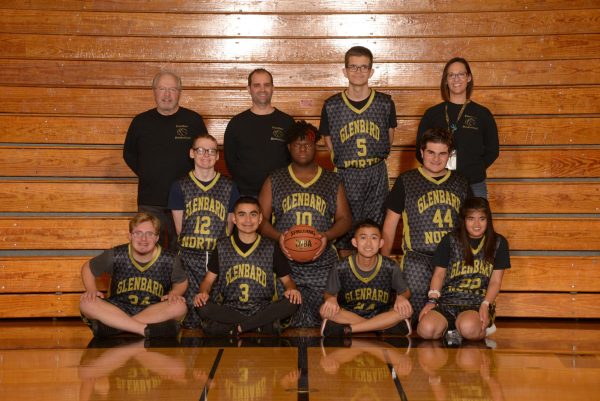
[283,224,322,263]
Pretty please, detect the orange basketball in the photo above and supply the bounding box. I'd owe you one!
[283,224,322,263]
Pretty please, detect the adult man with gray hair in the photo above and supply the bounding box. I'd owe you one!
[124,71,207,249]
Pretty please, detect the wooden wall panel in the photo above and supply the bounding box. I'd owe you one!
[2,10,599,37]
[1,180,597,214]
[2,59,600,88]
[1,217,597,251]
[1,147,598,180]
[2,0,598,13]
[2,87,600,117]
[2,116,600,146]
[2,34,599,62]
[503,256,599,292]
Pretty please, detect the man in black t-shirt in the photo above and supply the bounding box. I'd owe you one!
[194,197,301,336]
[123,71,207,249]
[224,69,294,197]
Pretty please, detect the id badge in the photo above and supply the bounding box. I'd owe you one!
[446,150,457,170]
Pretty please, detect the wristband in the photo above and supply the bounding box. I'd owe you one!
[481,300,490,307]
[428,289,441,298]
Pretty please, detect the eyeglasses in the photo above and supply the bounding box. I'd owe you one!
[193,147,218,156]
[346,64,371,73]
[447,72,468,80]
[292,142,315,150]
[155,87,180,93]
[131,231,158,239]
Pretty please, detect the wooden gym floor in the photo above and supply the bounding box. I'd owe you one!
[1,318,599,401]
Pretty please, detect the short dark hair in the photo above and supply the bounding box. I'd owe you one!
[344,46,373,68]
[419,127,455,154]
[285,120,321,144]
[247,68,273,87]
[353,219,381,235]
[441,57,474,101]
[191,132,218,149]
[233,196,261,212]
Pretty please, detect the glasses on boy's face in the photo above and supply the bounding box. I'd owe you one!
[346,64,371,73]
[447,72,468,80]
[131,231,158,239]
[192,147,218,156]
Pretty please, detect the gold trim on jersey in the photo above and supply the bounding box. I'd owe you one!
[342,89,376,114]
[349,254,382,284]
[471,235,485,255]
[288,164,322,188]
[418,166,451,185]
[401,210,412,252]
[230,234,261,258]
[128,244,161,273]
[189,171,220,191]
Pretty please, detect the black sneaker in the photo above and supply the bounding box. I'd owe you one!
[201,321,238,336]
[380,319,412,336]
[144,320,180,338]
[90,319,122,338]
[256,320,282,335]
[320,319,351,337]
[443,329,463,347]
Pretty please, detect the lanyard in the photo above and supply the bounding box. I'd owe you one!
[445,100,470,134]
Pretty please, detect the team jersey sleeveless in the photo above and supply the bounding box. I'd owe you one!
[323,90,392,169]
[400,168,470,255]
[215,235,277,316]
[336,254,396,317]
[442,234,502,305]
[270,165,340,288]
[177,171,233,251]
[108,244,178,307]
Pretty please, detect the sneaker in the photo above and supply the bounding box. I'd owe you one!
[144,320,180,338]
[201,321,238,336]
[320,319,351,337]
[485,323,497,337]
[256,320,282,336]
[90,319,122,338]
[444,329,463,347]
[379,319,412,336]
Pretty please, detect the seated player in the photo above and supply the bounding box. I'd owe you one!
[193,196,302,335]
[319,220,413,337]
[417,197,511,343]
[80,213,188,338]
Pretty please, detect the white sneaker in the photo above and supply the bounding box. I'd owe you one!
[485,324,497,337]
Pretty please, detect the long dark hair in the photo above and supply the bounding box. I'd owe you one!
[456,197,496,266]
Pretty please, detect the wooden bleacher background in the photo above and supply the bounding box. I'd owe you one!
[0,0,599,319]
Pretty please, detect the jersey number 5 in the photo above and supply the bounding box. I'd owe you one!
[356,138,367,157]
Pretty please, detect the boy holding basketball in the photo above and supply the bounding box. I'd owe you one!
[193,196,301,336]
[320,220,413,337]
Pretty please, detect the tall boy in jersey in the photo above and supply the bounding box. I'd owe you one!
[259,121,352,327]
[319,220,413,337]
[194,197,301,336]
[320,46,397,255]
[382,128,470,324]
[79,213,188,338]
[168,133,238,328]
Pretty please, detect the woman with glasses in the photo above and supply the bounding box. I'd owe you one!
[415,58,499,199]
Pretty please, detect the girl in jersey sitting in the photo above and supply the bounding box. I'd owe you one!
[417,197,510,343]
